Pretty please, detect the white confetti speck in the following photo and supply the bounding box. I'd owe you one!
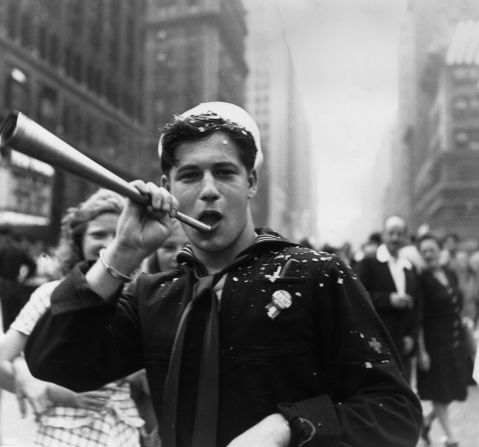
[364,362,373,369]
[337,278,343,284]
[233,277,239,282]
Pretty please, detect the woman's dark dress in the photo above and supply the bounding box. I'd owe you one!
[417,267,468,403]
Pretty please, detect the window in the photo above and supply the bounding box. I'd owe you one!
[469,96,479,118]
[451,66,479,87]
[452,96,468,120]
[38,26,48,59]
[68,1,84,34]
[49,34,59,66]
[470,127,479,150]
[45,0,61,17]
[37,85,57,130]
[454,128,469,149]
[105,80,118,107]
[89,1,104,49]
[73,53,83,82]
[85,120,93,145]
[20,11,33,48]
[452,67,467,81]
[7,2,18,39]
[87,64,95,90]
[109,37,119,65]
[94,70,103,95]
[5,69,30,112]
[64,45,73,76]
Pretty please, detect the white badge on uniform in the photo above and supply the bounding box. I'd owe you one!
[266,289,292,320]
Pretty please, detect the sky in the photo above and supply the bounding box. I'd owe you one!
[275,0,409,247]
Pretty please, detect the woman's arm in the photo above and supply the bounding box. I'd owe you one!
[14,356,109,412]
[0,329,28,392]
[416,328,430,371]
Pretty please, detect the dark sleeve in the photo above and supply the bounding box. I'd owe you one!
[356,258,394,309]
[278,258,421,447]
[25,262,143,392]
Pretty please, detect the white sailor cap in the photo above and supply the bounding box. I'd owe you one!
[158,101,263,170]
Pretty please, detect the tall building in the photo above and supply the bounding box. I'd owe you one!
[386,6,416,223]
[0,0,149,242]
[414,21,479,238]
[393,0,479,238]
[244,0,317,241]
[143,0,248,136]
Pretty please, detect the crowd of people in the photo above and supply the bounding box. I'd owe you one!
[0,101,476,446]
[309,218,479,447]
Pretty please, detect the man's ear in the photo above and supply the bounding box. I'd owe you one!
[247,169,258,199]
[161,175,170,191]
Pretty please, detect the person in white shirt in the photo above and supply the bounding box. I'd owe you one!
[357,216,423,380]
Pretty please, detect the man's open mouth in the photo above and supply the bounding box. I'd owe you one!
[198,210,223,228]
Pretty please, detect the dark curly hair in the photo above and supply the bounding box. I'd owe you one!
[159,114,257,173]
[417,233,443,250]
[55,189,125,275]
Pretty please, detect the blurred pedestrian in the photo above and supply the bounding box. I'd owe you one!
[351,231,381,270]
[440,232,461,271]
[0,226,37,331]
[0,226,37,445]
[357,216,422,380]
[468,250,479,326]
[25,102,421,446]
[0,189,145,447]
[400,235,425,272]
[474,339,479,384]
[417,234,468,447]
[297,237,314,249]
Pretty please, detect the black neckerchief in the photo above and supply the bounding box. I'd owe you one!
[160,228,296,447]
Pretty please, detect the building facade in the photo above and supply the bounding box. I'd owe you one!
[0,0,150,242]
[244,0,317,241]
[390,0,479,239]
[144,0,248,134]
[414,21,479,239]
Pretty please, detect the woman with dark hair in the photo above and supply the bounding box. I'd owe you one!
[0,189,146,446]
[417,234,469,447]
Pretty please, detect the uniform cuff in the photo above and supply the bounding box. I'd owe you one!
[278,395,340,446]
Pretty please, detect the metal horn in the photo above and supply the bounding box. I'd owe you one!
[0,110,211,233]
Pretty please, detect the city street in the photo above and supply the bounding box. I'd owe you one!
[0,385,478,446]
[417,384,479,447]
[0,390,35,446]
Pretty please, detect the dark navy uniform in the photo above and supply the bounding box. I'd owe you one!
[26,229,421,447]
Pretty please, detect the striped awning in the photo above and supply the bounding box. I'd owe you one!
[446,21,479,66]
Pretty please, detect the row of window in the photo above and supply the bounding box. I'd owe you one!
[12,171,52,216]
[451,66,479,85]
[451,95,479,120]
[154,0,200,6]
[3,71,129,158]
[3,1,143,120]
[453,127,479,150]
